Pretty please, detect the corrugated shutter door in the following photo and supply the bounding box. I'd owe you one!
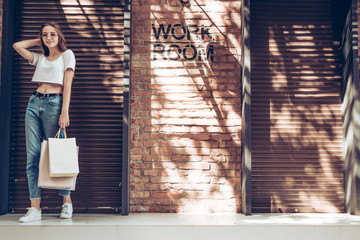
[10,0,124,213]
[250,0,345,213]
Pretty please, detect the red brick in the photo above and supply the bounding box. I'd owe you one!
[130,205,150,213]
[142,155,159,162]
[150,177,168,183]
[139,198,156,206]
[171,155,188,162]
[211,148,231,156]
[130,184,144,191]
[179,133,211,140]
[180,147,211,156]
[210,134,234,141]
[151,191,179,199]
[143,140,158,147]
[180,163,211,170]
[132,177,150,183]
[148,133,167,140]
[131,162,152,169]
[150,147,174,155]
[143,169,158,176]
[131,191,150,198]
[149,206,178,213]
[144,184,161,191]
[131,169,142,176]
[156,198,171,206]
[130,147,150,155]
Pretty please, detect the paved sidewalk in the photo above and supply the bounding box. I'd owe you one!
[1,213,360,240]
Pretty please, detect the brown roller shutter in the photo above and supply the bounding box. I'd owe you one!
[9,0,124,213]
[250,0,345,213]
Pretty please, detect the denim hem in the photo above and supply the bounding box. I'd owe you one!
[58,192,71,197]
[30,197,41,200]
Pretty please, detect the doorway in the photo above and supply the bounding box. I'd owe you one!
[250,0,347,213]
[9,0,125,214]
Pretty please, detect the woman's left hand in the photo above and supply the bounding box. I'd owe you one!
[58,111,70,129]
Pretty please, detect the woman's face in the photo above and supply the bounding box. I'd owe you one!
[41,25,59,50]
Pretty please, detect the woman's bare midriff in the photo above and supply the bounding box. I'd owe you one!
[36,83,63,94]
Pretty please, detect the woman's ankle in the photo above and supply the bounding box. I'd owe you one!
[63,195,72,204]
[30,199,41,210]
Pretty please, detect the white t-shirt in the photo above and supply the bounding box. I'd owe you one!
[29,49,76,86]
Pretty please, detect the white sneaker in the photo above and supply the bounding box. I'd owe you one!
[19,207,42,223]
[60,203,73,219]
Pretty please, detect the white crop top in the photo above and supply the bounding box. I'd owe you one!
[30,49,76,86]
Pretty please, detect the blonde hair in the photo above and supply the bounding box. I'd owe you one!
[39,22,67,56]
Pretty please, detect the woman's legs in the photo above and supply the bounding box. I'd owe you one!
[25,95,72,207]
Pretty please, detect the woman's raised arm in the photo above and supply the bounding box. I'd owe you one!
[13,38,41,63]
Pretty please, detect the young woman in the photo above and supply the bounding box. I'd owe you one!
[13,22,76,223]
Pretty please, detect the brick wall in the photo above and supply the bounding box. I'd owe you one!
[130,0,242,213]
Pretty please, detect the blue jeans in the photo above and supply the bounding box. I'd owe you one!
[25,93,70,200]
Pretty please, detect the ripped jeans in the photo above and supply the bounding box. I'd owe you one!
[25,93,70,200]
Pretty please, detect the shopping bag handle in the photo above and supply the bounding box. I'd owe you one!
[55,128,67,139]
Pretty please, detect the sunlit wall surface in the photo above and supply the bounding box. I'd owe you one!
[130,0,242,213]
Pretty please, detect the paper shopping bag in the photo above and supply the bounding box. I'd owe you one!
[38,140,76,190]
[48,129,79,177]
